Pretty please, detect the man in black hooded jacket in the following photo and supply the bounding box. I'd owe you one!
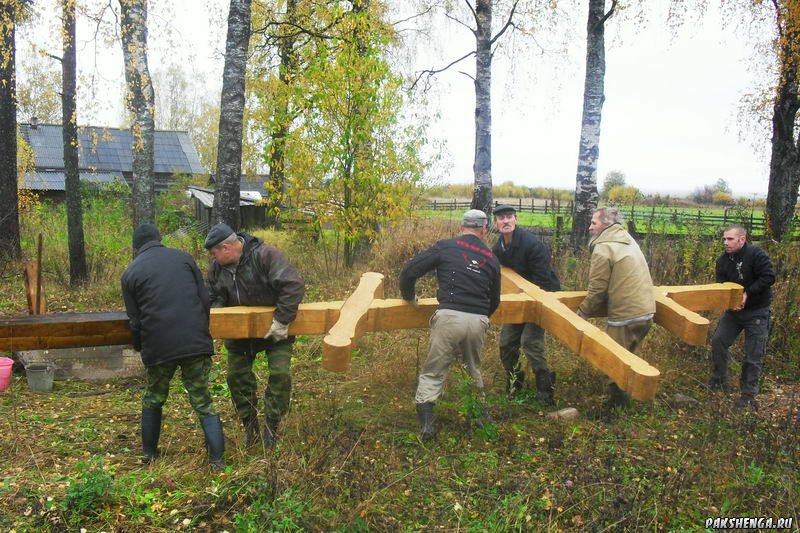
[121,223,224,469]
[709,224,775,409]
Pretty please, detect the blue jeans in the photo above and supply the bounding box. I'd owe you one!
[710,307,770,397]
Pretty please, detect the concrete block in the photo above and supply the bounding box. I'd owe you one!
[15,345,143,381]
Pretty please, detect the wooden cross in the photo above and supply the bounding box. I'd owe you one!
[0,268,742,401]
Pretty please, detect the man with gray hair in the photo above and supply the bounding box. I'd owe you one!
[400,209,501,441]
[578,207,655,416]
[204,223,305,448]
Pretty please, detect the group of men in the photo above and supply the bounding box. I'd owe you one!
[121,222,304,469]
[121,205,775,465]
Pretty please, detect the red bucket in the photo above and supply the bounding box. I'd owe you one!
[0,357,13,392]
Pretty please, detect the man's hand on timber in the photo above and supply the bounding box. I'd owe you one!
[733,291,747,311]
[407,296,420,310]
[264,319,289,342]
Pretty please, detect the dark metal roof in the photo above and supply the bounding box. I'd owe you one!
[22,171,126,192]
[20,123,206,175]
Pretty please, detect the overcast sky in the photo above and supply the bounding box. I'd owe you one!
[17,0,775,198]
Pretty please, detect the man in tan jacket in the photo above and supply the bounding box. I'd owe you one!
[577,208,656,413]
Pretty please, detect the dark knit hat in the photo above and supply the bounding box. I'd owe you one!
[132,223,161,249]
[492,204,516,216]
[204,223,236,249]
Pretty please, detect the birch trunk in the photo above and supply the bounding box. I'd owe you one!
[0,2,21,259]
[571,0,609,248]
[62,0,87,285]
[471,0,493,215]
[120,0,155,227]
[214,0,252,229]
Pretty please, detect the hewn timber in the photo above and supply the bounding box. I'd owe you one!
[322,272,384,372]
[500,268,661,400]
[0,272,743,402]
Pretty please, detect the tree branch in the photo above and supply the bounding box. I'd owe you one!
[444,11,476,36]
[599,0,618,26]
[490,0,519,45]
[391,5,434,27]
[410,49,477,90]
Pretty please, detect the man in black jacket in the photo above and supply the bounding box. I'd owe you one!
[709,224,775,408]
[121,223,224,469]
[400,210,501,441]
[205,223,305,448]
[492,204,561,405]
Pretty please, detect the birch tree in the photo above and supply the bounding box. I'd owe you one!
[0,0,27,260]
[571,0,616,248]
[62,0,87,284]
[120,0,155,227]
[412,0,525,216]
[213,0,252,230]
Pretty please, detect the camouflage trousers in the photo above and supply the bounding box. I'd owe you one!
[142,354,215,418]
[226,338,293,423]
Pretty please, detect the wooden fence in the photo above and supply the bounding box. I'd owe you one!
[425,199,800,236]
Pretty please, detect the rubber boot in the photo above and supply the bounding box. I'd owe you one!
[608,382,630,408]
[141,408,162,464]
[535,370,556,406]
[200,414,226,471]
[242,415,261,447]
[416,402,435,442]
[263,417,280,449]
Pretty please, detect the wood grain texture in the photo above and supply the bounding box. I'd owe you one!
[322,272,384,372]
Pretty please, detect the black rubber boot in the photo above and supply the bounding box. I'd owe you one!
[242,415,261,447]
[141,408,162,464]
[263,417,280,449]
[606,383,631,409]
[200,414,226,471]
[416,402,435,442]
[535,370,556,406]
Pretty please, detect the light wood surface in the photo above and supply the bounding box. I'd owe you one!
[0,269,743,403]
[322,272,384,372]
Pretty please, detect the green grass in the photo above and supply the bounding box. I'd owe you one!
[1,202,798,531]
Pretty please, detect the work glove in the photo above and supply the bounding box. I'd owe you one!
[264,319,289,342]
[407,295,420,310]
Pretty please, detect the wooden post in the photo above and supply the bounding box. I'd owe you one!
[23,234,46,315]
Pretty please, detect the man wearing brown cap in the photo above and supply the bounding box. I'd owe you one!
[204,223,305,448]
[400,209,501,441]
[492,204,561,405]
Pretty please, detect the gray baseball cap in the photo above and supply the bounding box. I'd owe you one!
[462,209,488,228]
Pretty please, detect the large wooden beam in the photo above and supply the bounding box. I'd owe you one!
[551,285,743,346]
[0,271,743,402]
[322,272,384,372]
[500,268,661,400]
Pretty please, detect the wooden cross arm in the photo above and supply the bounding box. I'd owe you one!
[500,268,660,400]
[552,284,743,346]
[322,272,384,372]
